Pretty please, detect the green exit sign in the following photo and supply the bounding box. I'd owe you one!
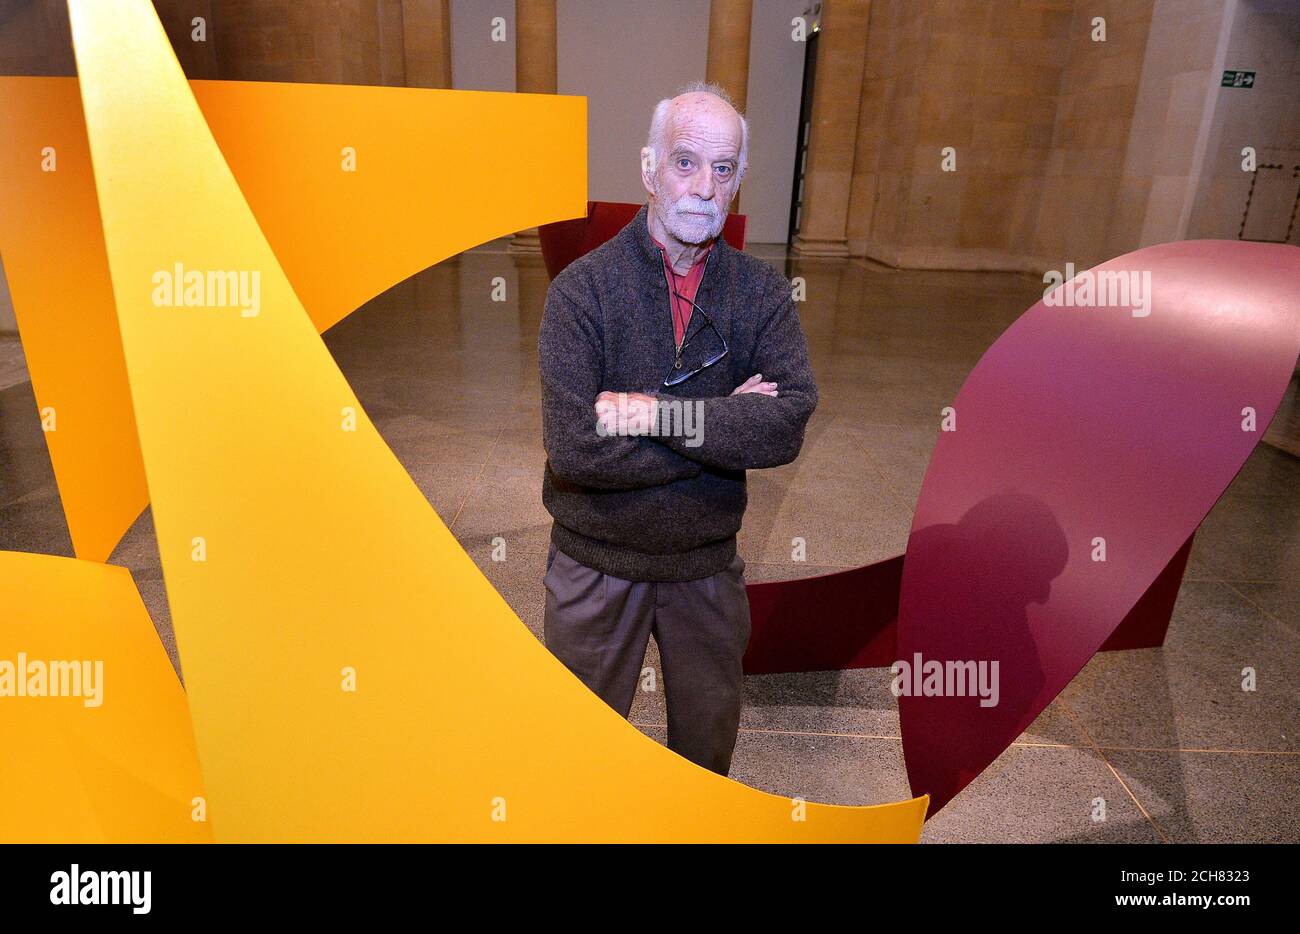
[1221,70,1256,88]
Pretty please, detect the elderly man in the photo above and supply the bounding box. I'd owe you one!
[537,81,818,775]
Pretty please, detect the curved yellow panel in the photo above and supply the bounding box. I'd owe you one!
[0,77,149,562]
[61,0,926,840]
[190,78,586,334]
[0,73,583,561]
[0,552,211,843]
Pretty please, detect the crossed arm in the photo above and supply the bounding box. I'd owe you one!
[539,283,703,490]
[540,275,818,490]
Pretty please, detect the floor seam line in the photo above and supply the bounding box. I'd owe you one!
[1059,699,1170,844]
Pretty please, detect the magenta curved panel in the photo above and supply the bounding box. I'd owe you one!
[897,240,1300,815]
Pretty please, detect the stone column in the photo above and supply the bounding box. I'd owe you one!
[402,0,454,89]
[791,0,871,257]
[706,0,752,215]
[376,0,407,87]
[509,0,558,254]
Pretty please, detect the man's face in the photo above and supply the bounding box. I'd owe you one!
[642,94,743,245]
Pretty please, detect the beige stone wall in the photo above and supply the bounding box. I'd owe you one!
[0,1,450,87]
[844,0,912,258]
[1031,0,1152,268]
[212,0,383,85]
[849,0,1074,271]
[845,0,1294,271]
[1110,0,1233,254]
[1186,0,1300,244]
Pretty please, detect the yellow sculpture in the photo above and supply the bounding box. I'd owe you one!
[0,0,927,841]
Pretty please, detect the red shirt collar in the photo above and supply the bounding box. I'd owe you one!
[648,232,715,273]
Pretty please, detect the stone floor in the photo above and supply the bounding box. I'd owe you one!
[1,240,1297,843]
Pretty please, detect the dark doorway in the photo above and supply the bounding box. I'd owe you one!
[786,12,820,245]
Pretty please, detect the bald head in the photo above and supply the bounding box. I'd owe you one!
[645,82,748,185]
[655,91,744,164]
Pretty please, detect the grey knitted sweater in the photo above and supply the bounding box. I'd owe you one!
[538,204,818,581]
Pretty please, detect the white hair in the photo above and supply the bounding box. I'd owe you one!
[646,80,749,183]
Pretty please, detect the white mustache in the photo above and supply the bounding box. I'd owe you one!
[675,202,718,218]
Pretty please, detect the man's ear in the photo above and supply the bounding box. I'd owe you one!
[639,147,656,196]
[731,172,744,207]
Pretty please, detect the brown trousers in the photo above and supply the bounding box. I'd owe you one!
[543,544,752,775]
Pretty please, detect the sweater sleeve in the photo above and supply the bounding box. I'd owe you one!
[653,273,818,471]
[539,279,704,490]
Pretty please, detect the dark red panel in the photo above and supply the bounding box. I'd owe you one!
[742,533,1190,676]
[743,556,904,675]
[897,240,1300,815]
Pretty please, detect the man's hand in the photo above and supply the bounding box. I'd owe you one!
[731,373,778,397]
[595,390,657,435]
